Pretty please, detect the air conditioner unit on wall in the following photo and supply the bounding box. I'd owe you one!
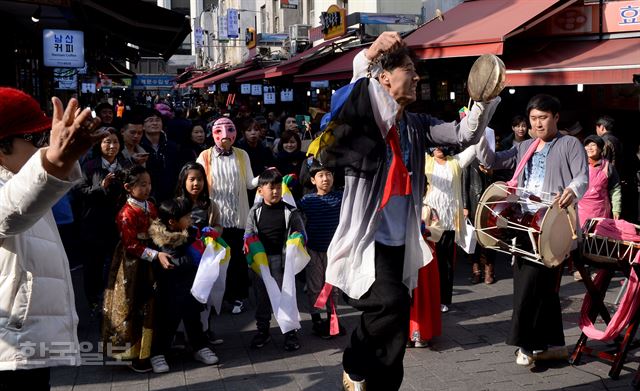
[289,24,310,41]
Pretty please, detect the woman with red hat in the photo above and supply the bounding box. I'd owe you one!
[0,87,106,390]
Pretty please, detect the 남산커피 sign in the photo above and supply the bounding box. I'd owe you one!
[43,29,84,68]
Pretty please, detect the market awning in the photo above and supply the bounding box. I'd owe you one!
[404,0,575,59]
[201,65,255,87]
[294,48,362,83]
[78,0,191,60]
[505,38,640,86]
[236,36,357,82]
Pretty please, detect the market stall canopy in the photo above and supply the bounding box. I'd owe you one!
[293,47,362,83]
[201,64,256,87]
[504,38,640,86]
[78,0,191,60]
[236,36,357,82]
[404,0,576,59]
[175,65,227,89]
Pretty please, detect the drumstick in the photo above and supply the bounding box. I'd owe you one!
[557,186,578,240]
[566,210,578,240]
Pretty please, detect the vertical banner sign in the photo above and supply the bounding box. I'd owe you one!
[218,14,229,41]
[281,0,298,9]
[227,9,239,39]
[195,27,204,49]
[43,29,85,68]
[240,84,251,94]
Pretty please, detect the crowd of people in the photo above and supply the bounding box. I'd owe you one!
[1,31,640,391]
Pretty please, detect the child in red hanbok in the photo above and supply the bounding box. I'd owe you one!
[102,166,173,372]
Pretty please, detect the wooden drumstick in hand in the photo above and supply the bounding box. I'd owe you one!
[566,210,578,240]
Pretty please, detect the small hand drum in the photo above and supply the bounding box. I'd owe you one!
[475,182,577,268]
[467,54,506,102]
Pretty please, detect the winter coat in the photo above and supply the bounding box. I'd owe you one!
[244,202,306,256]
[148,219,199,289]
[74,155,131,246]
[0,149,81,369]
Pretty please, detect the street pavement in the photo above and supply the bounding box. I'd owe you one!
[51,255,640,391]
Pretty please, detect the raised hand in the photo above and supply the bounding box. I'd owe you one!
[44,97,106,178]
[365,31,404,61]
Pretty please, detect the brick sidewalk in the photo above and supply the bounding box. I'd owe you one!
[51,256,640,390]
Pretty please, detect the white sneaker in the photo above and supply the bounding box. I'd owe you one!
[515,349,534,366]
[414,340,429,348]
[150,355,169,373]
[194,347,219,365]
[440,304,449,313]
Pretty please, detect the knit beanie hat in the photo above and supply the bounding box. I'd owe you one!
[583,134,605,150]
[0,87,51,139]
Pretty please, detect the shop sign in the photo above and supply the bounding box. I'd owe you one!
[263,86,276,104]
[606,0,640,31]
[281,88,294,102]
[245,27,256,49]
[357,13,419,25]
[227,9,239,39]
[321,5,346,40]
[208,84,216,93]
[251,84,263,96]
[240,84,251,94]
[81,82,96,94]
[221,83,229,92]
[310,80,329,88]
[281,0,298,10]
[53,68,77,90]
[133,75,174,89]
[43,29,84,68]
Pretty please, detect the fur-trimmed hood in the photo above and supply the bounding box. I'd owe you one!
[149,218,189,248]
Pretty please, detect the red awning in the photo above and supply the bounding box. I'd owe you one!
[192,67,227,88]
[404,0,572,59]
[236,36,356,82]
[201,65,254,87]
[294,48,362,83]
[505,38,640,86]
[235,67,268,82]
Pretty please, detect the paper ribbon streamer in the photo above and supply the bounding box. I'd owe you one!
[245,232,310,334]
[190,229,230,315]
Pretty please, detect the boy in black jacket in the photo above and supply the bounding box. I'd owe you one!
[245,169,306,351]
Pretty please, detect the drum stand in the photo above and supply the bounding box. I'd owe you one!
[569,254,640,380]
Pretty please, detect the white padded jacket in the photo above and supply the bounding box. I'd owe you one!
[0,149,81,370]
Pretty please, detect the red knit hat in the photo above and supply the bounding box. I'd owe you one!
[0,87,51,139]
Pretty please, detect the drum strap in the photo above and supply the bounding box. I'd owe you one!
[507,138,541,187]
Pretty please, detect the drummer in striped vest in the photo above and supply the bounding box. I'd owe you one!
[482,94,588,366]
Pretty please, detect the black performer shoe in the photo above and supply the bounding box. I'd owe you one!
[250,330,271,349]
[283,331,301,351]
